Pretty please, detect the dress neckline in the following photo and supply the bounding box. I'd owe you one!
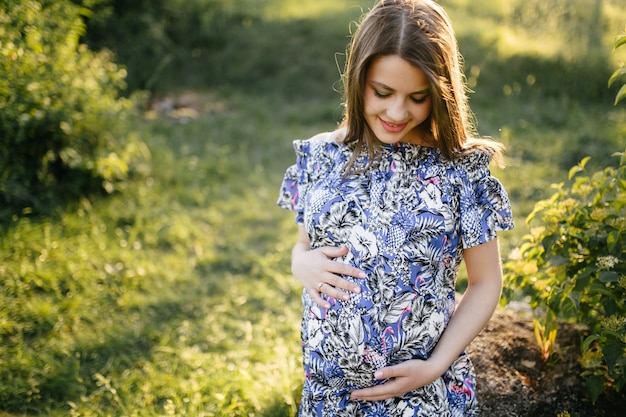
[381,141,439,158]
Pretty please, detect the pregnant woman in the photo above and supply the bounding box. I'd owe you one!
[277,1,514,415]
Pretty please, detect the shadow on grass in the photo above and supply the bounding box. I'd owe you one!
[1,293,194,413]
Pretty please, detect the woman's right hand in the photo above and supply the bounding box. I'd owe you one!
[292,226,366,308]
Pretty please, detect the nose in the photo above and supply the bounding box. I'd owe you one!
[386,98,408,122]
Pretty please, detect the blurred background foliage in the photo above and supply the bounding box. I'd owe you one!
[81,0,625,101]
[81,0,360,95]
[1,0,624,221]
[81,0,626,195]
[0,0,148,220]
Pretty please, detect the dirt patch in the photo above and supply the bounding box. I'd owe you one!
[469,306,625,417]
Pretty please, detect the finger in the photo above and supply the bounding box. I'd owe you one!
[318,244,349,258]
[308,289,331,309]
[329,262,367,280]
[317,246,367,280]
[350,379,401,402]
[372,365,398,380]
[322,272,362,296]
[318,280,353,301]
[350,365,404,400]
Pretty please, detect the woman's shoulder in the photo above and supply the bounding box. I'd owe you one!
[456,138,505,168]
[296,127,347,145]
[448,142,500,180]
[456,146,493,165]
[293,127,349,156]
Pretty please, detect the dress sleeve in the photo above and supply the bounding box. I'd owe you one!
[276,140,309,224]
[458,150,514,249]
[277,134,342,224]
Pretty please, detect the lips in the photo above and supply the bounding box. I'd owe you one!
[380,118,408,133]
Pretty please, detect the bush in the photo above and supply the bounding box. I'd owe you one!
[0,0,146,220]
[82,0,262,92]
[503,151,626,403]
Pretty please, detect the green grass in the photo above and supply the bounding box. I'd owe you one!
[1,0,626,415]
[1,92,316,416]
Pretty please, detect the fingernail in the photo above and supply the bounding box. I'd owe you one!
[353,286,361,293]
[374,370,382,379]
[358,272,366,278]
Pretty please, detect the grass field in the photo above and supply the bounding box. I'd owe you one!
[1,0,625,415]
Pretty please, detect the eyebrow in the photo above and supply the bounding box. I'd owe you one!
[370,80,430,96]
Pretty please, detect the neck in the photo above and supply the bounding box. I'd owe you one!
[399,127,436,147]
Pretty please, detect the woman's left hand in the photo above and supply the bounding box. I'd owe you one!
[350,359,441,401]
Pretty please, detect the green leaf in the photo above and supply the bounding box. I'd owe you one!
[574,269,594,291]
[560,295,578,318]
[603,298,619,316]
[607,231,619,252]
[580,156,591,170]
[615,84,626,106]
[568,291,581,311]
[540,234,559,252]
[568,164,583,180]
[549,255,571,267]
[615,33,626,50]
[582,334,601,352]
[608,67,626,88]
[599,271,619,283]
[602,342,626,375]
[589,282,615,297]
[585,375,605,404]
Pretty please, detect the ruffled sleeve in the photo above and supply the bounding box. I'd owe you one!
[457,149,514,248]
[276,131,346,224]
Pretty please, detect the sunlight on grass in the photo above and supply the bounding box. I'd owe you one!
[497,27,562,58]
[0,91,310,416]
[446,0,626,65]
[262,0,369,20]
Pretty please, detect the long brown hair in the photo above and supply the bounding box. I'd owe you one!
[341,0,503,168]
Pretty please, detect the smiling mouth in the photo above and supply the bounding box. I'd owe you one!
[380,118,408,133]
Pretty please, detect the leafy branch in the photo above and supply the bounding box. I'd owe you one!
[608,28,626,105]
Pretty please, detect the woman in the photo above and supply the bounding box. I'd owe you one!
[277,0,514,415]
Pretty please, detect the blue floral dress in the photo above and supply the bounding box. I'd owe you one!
[277,129,514,416]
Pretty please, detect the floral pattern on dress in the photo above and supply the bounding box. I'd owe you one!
[277,130,514,416]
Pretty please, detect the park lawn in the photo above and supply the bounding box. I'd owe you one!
[1,91,317,416]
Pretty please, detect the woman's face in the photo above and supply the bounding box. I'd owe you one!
[363,54,432,145]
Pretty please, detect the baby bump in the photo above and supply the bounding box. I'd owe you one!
[301,291,447,391]
[302,304,384,390]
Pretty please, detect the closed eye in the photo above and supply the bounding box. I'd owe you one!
[373,89,390,98]
[411,95,429,104]
[372,86,429,103]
